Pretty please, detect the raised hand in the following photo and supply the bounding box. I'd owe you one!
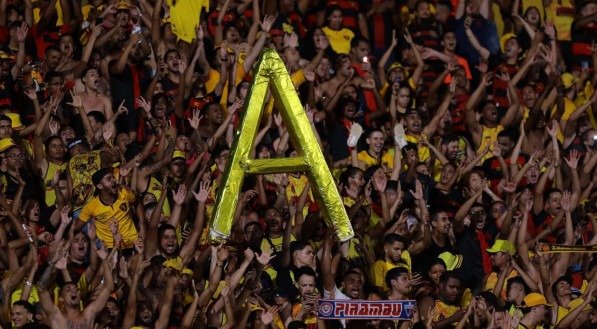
[560,190,572,213]
[67,90,83,108]
[546,120,558,137]
[409,179,424,201]
[60,206,72,225]
[284,32,299,49]
[564,149,580,170]
[481,72,494,86]
[16,22,29,43]
[135,96,151,114]
[24,88,37,101]
[261,306,280,325]
[172,184,188,205]
[228,98,244,115]
[260,15,276,33]
[193,180,211,203]
[475,58,488,74]
[496,70,511,82]
[187,109,202,129]
[256,249,275,266]
[544,21,555,40]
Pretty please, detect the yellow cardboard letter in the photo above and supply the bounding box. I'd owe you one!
[209,49,354,242]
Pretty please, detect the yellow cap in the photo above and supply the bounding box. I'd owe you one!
[0,138,16,152]
[486,239,516,256]
[182,268,194,276]
[116,1,130,11]
[500,33,517,53]
[523,293,552,307]
[5,113,24,130]
[561,73,579,89]
[387,62,409,78]
[172,150,186,160]
[438,252,463,271]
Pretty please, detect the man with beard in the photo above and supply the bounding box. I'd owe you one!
[484,239,518,300]
[76,167,137,250]
[419,271,465,328]
[517,293,552,329]
[386,266,412,300]
[370,233,411,293]
[411,208,455,274]
[37,242,114,329]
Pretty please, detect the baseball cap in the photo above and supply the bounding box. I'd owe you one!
[387,62,408,77]
[486,239,516,256]
[500,33,517,53]
[5,113,24,130]
[523,293,552,307]
[91,168,112,186]
[561,73,579,89]
[0,138,17,152]
[172,150,186,161]
[438,252,463,271]
[116,1,130,11]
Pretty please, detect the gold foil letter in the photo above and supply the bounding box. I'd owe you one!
[209,49,354,242]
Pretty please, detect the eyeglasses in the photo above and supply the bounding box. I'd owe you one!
[7,153,24,160]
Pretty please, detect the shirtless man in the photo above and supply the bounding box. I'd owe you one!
[80,67,113,119]
[37,243,114,329]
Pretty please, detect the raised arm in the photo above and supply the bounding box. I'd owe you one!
[179,181,210,264]
[465,73,491,146]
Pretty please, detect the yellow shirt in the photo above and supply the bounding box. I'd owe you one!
[261,234,296,281]
[357,149,395,170]
[79,188,138,249]
[204,66,246,107]
[44,161,67,207]
[477,124,504,162]
[405,134,430,163]
[369,255,412,292]
[433,299,461,323]
[484,269,519,300]
[555,298,585,325]
[145,176,172,217]
[322,27,354,54]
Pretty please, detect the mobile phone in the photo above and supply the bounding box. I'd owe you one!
[362,56,369,63]
[95,17,103,25]
[582,61,589,70]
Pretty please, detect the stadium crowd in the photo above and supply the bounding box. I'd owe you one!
[0,0,596,328]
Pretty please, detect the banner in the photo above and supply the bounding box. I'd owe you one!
[538,243,597,253]
[317,299,416,320]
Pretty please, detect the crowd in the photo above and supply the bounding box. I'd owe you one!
[0,0,595,328]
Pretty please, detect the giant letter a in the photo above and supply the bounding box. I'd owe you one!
[209,49,354,242]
